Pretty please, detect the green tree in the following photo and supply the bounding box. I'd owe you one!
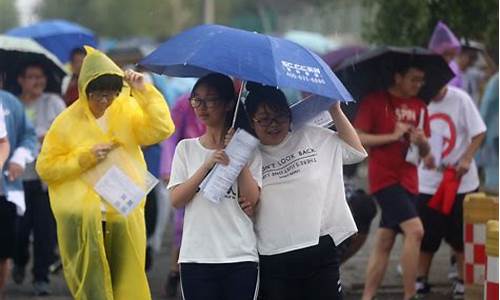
[35,0,201,39]
[363,0,498,53]
[0,0,19,32]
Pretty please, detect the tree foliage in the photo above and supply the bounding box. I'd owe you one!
[0,0,19,32]
[363,0,498,53]
[35,0,202,39]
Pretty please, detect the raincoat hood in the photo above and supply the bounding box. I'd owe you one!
[428,21,461,55]
[78,46,124,100]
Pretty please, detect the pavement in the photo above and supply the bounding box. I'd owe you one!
[4,214,455,300]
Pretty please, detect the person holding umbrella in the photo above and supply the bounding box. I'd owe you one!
[244,82,366,300]
[35,46,174,300]
[354,60,431,300]
[168,73,261,300]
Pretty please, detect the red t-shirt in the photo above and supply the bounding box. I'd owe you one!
[354,90,430,195]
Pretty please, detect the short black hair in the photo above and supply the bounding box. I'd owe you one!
[70,47,86,61]
[245,82,291,121]
[85,74,123,95]
[392,59,424,77]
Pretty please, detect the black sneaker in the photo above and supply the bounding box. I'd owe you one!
[416,276,432,295]
[33,281,51,297]
[165,271,180,298]
[12,265,25,285]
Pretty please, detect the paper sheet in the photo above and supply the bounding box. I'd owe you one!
[94,166,148,216]
[199,129,259,203]
[82,147,159,216]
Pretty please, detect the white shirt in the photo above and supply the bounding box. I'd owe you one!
[255,125,367,255]
[419,86,487,194]
[168,138,262,263]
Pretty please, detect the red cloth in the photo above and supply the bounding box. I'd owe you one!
[63,76,79,106]
[354,90,430,195]
[427,167,461,215]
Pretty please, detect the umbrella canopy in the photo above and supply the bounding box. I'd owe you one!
[6,19,97,63]
[140,24,353,126]
[0,35,67,94]
[335,46,454,103]
[322,45,367,70]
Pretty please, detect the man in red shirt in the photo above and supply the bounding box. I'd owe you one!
[355,62,430,300]
[61,47,86,106]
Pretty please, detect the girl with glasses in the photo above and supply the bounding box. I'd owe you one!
[245,82,367,300]
[168,73,261,300]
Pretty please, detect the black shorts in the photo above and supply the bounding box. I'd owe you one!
[259,235,343,300]
[374,185,419,231]
[418,193,467,253]
[0,198,17,259]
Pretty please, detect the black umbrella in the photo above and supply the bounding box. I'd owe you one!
[333,46,454,121]
[0,35,67,94]
[335,46,454,101]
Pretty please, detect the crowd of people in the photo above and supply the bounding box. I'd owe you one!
[0,20,497,300]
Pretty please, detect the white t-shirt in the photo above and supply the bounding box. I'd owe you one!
[419,86,487,194]
[255,125,367,255]
[168,137,262,263]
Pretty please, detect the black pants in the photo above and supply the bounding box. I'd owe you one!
[145,188,157,239]
[259,235,343,300]
[0,198,17,259]
[180,261,259,300]
[14,180,56,282]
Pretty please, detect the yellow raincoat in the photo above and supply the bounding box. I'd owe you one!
[36,47,175,300]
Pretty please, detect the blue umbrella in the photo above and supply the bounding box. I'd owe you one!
[139,24,353,126]
[6,19,97,63]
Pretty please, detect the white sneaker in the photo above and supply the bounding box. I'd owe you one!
[452,280,464,299]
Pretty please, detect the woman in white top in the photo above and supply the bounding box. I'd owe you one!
[168,73,261,300]
[244,82,367,300]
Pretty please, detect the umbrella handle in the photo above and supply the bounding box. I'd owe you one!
[231,80,246,128]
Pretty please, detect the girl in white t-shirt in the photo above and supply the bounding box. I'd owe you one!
[168,73,261,300]
[244,82,367,300]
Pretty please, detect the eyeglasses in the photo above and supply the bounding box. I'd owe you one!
[190,96,220,108]
[253,114,290,127]
[89,91,120,103]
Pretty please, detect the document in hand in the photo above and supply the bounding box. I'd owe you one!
[199,128,259,204]
[405,108,425,166]
[82,147,158,216]
[290,97,334,128]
